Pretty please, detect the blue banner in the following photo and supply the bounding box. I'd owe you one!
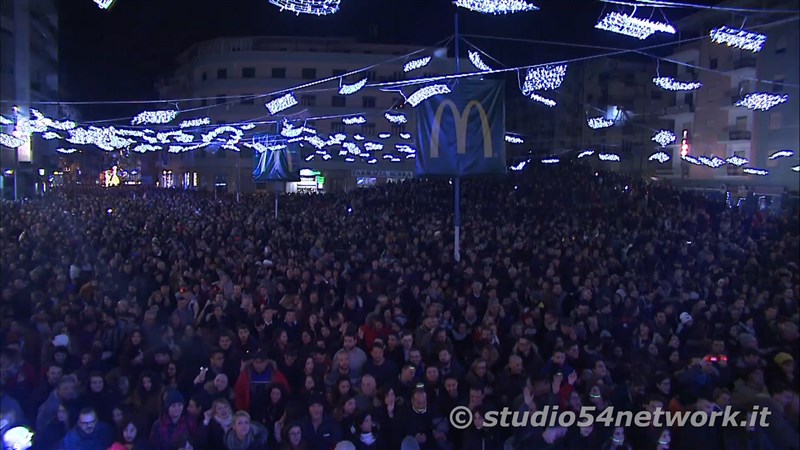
[415,79,506,177]
[252,134,301,182]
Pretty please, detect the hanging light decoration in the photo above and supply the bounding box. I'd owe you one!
[454,0,538,14]
[652,77,702,91]
[403,56,432,73]
[265,93,298,115]
[94,0,116,9]
[735,93,788,111]
[521,64,567,95]
[339,78,368,95]
[768,150,794,160]
[595,11,676,40]
[505,135,524,144]
[588,117,614,129]
[599,153,621,162]
[682,154,701,165]
[541,158,560,164]
[268,0,340,15]
[406,85,451,107]
[468,50,492,71]
[649,151,670,163]
[726,155,749,166]
[529,93,556,107]
[710,26,766,53]
[384,112,407,124]
[577,150,595,159]
[179,117,211,128]
[743,167,769,176]
[131,110,178,126]
[342,116,367,125]
[652,130,676,147]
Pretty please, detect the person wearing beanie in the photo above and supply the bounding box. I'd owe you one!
[148,389,199,450]
[300,392,341,450]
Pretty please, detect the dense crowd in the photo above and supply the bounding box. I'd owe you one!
[0,162,798,450]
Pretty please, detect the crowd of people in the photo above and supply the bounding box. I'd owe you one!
[0,162,797,450]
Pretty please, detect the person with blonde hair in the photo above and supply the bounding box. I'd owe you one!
[224,410,269,450]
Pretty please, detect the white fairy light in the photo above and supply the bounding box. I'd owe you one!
[454,0,539,14]
[726,155,749,166]
[131,110,178,126]
[304,154,315,161]
[385,112,408,124]
[343,116,367,125]
[268,0,340,16]
[652,130,676,148]
[792,166,799,172]
[396,144,415,153]
[542,158,559,164]
[0,116,12,125]
[405,154,415,159]
[699,156,725,168]
[94,0,115,9]
[522,64,567,94]
[404,56,432,73]
[599,153,620,162]
[339,78,368,95]
[29,109,76,131]
[132,144,162,153]
[468,50,492,71]
[266,93,298,115]
[338,150,348,156]
[743,167,769,176]
[510,160,529,171]
[379,133,392,139]
[343,142,361,155]
[281,122,304,138]
[67,127,134,151]
[588,117,614,129]
[55,148,78,154]
[345,157,355,162]
[322,153,332,160]
[682,154,701,165]
[407,84,451,107]
[353,134,365,141]
[239,123,256,131]
[649,152,670,163]
[529,93,556,107]
[157,130,194,143]
[710,26,766,53]
[400,132,412,139]
[42,131,61,140]
[735,93,788,111]
[383,154,394,159]
[0,133,25,148]
[505,135,524,144]
[595,12,676,40]
[179,117,210,128]
[653,77,702,91]
[201,126,243,144]
[577,150,594,159]
[769,150,794,160]
[367,158,378,164]
[304,135,326,149]
[364,142,384,151]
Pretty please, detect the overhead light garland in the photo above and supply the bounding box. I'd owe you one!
[710,26,766,53]
[510,160,529,171]
[652,130,676,147]
[726,155,749,166]
[339,78,368,95]
[343,116,367,125]
[577,150,595,159]
[404,57,432,73]
[542,158,560,164]
[598,152,621,162]
[94,0,116,9]
[743,167,768,176]
[67,127,134,151]
[406,84,451,107]
[792,166,799,172]
[55,148,79,154]
[266,93,298,115]
[395,144,415,153]
[384,112,407,124]
[179,117,211,128]
[735,93,788,111]
[378,133,392,139]
[682,154,701,165]
[505,135,524,144]
[399,132,412,139]
[649,151,670,163]
[522,64,567,94]
[468,50,492,71]
[42,131,62,140]
[529,93,556,107]
[132,144,162,153]
[699,155,726,168]
[0,133,25,149]
[268,0,340,16]
[653,77,702,91]
[768,150,794,160]
[131,110,178,126]
[454,0,539,14]
[595,12,676,40]
[588,117,614,129]
[364,142,384,151]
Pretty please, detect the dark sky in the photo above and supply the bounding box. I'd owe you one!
[58,0,691,120]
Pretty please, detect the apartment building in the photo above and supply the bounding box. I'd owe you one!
[156,36,456,193]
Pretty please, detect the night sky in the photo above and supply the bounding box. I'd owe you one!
[58,0,697,120]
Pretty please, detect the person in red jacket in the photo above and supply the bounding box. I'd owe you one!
[233,349,290,420]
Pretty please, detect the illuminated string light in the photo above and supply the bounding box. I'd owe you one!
[395,144,415,153]
[769,150,794,160]
[0,116,12,125]
[529,93,556,107]
[343,116,367,125]
[726,155,749,166]
[735,93,788,111]
[521,64,567,94]
[179,117,210,128]
[344,157,355,162]
[710,26,766,52]
[383,154,395,159]
[649,151,670,163]
[322,153,332,160]
[542,158,559,164]
[468,50,492,71]
[385,112,408,124]
[400,132,412,139]
[343,142,361,155]
[30,109,76,131]
[55,148,78,154]
[588,117,614,129]
[67,127,134,151]
[132,144,162,153]
[378,133,392,139]
[131,110,178,126]
[652,77,702,91]
[405,154,415,159]
[338,150,348,156]
[404,56,432,73]
[157,130,194,143]
[454,0,539,14]
[595,12,676,40]
[281,122,304,138]
[652,130,676,147]
[0,133,25,148]
[743,167,769,176]
[266,93,298,115]
[367,158,378,164]
[201,126,243,144]
[353,134,365,141]
[304,154,315,161]
[699,155,726,168]
[94,0,115,9]
[792,166,799,172]
[268,0,340,16]
[577,150,594,159]
[682,154,701,165]
[505,135,524,144]
[599,153,620,162]
[406,84,451,107]
[510,160,529,171]
[339,78,368,95]
[239,123,256,131]
[42,131,61,140]
[364,142,384,151]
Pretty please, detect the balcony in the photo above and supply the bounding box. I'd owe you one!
[732,57,756,70]
[719,129,752,142]
[662,103,695,116]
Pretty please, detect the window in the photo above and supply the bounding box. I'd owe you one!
[301,68,317,80]
[330,122,345,133]
[242,67,256,78]
[332,96,346,107]
[362,96,376,108]
[216,95,226,105]
[776,35,787,54]
[217,68,228,79]
[332,69,347,76]
[709,58,718,70]
[392,123,406,134]
[241,94,254,105]
[362,123,376,135]
[773,75,785,92]
[735,116,748,130]
[301,95,317,107]
[272,68,286,78]
[201,72,208,81]
[770,112,782,130]
[650,91,662,100]
[200,98,208,107]
[683,92,693,105]
[738,80,749,94]
[365,70,377,80]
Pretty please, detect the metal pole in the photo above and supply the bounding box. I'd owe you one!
[453,12,462,263]
[236,159,241,203]
[13,171,17,201]
[274,185,279,220]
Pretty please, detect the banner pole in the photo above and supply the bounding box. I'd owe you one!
[274,184,279,220]
[453,12,461,263]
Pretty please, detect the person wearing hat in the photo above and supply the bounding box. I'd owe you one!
[772,352,796,387]
[299,392,342,450]
[148,389,199,450]
[233,349,289,417]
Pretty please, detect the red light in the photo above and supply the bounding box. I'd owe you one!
[680,129,690,157]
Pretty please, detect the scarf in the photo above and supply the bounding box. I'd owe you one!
[224,430,255,450]
[360,432,376,446]
[215,415,233,431]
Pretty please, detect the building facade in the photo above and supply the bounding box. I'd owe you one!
[658,1,799,190]
[156,36,456,193]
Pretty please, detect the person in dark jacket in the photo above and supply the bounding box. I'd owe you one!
[59,407,113,450]
[300,393,342,450]
[224,410,269,450]
[148,390,199,450]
